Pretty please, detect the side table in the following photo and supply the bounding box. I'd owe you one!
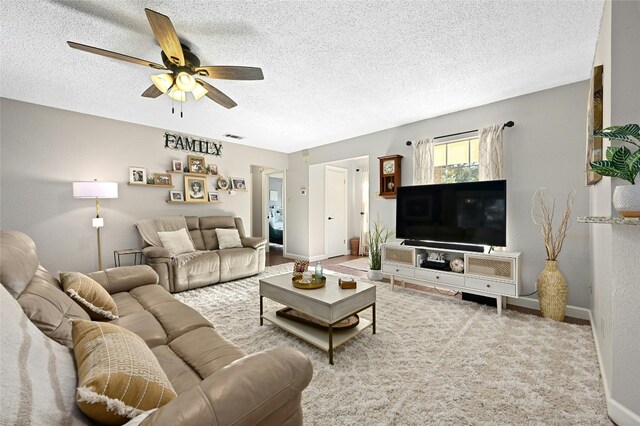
[113,248,143,267]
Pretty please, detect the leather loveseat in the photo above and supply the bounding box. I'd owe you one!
[137,216,266,293]
[0,230,312,425]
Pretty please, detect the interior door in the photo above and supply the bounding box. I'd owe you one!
[325,166,347,257]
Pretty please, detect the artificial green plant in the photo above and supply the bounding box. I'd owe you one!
[590,124,640,184]
[368,215,394,270]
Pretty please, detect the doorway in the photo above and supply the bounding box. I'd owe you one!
[250,166,285,254]
[325,166,347,257]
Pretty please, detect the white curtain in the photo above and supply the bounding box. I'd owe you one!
[413,138,436,184]
[358,167,369,255]
[478,124,505,180]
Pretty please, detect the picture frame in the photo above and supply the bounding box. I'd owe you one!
[153,173,172,186]
[172,160,183,172]
[586,64,604,185]
[217,176,229,190]
[270,190,279,202]
[169,190,184,202]
[188,155,206,174]
[184,176,208,202]
[231,177,247,191]
[208,192,220,202]
[129,167,147,184]
[207,164,218,175]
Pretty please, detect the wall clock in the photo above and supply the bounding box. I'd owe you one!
[378,155,402,199]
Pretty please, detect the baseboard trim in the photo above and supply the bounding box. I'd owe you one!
[590,311,639,425]
[608,397,640,426]
[283,253,326,262]
[507,297,591,321]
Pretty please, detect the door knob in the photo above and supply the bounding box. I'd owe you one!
[328,217,334,220]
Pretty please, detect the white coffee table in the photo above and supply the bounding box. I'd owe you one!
[259,273,376,364]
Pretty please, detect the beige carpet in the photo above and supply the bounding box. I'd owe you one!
[174,264,609,425]
[338,256,369,272]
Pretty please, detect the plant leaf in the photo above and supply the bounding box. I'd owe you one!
[605,146,620,161]
[594,124,640,144]
[590,161,627,179]
[611,146,631,170]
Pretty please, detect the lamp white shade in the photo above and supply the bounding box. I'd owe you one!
[73,181,118,199]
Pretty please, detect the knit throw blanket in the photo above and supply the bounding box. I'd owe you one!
[135,216,208,267]
[135,216,190,247]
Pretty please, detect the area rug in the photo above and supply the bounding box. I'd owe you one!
[337,256,369,272]
[174,264,609,425]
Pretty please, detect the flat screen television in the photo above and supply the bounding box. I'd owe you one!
[396,180,507,247]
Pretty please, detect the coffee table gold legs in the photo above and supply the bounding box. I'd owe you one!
[260,295,264,326]
[372,303,376,334]
[328,324,334,365]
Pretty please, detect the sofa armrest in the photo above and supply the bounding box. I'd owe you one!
[87,265,159,294]
[142,246,171,259]
[241,237,267,249]
[142,347,312,426]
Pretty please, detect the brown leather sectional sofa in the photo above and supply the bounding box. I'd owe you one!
[138,216,267,293]
[0,230,312,425]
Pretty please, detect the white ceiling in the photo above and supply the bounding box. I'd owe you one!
[1,0,604,153]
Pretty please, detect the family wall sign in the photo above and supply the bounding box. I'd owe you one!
[164,132,223,157]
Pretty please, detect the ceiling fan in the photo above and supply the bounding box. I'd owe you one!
[67,8,263,111]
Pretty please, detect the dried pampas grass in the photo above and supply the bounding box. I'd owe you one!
[531,188,575,261]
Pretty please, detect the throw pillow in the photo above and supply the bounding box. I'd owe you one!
[60,272,118,321]
[71,320,177,425]
[215,228,243,249]
[157,228,195,256]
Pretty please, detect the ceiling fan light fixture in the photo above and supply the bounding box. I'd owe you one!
[168,88,187,102]
[191,83,208,101]
[151,73,173,93]
[176,72,197,92]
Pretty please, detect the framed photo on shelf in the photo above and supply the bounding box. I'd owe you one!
[217,176,229,190]
[172,160,183,172]
[188,155,206,174]
[208,192,220,202]
[231,177,247,191]
[154,173,172,186]
[185,176,207,202]
[129,167,147,184]
[169,190,184,202]
[207,164,218,175]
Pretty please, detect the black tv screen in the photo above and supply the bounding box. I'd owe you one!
[396,180,507,247]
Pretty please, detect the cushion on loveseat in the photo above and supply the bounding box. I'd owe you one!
[71,320,177,425]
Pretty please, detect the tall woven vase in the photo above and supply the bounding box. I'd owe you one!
[537,260,568,321]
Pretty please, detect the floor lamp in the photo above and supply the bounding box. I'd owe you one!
[72,180,118,270]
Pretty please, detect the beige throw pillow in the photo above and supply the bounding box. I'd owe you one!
[157,228,195,256]
[71,320,177,425]
[60,272,118,320]
[215,228,243,249]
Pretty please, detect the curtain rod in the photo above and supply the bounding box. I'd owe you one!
[405,121,515,146]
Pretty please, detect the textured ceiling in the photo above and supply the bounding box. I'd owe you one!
[0,0,604,153]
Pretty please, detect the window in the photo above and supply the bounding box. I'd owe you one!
[433,137,479,183]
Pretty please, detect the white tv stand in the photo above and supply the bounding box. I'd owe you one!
[382,243,521,315]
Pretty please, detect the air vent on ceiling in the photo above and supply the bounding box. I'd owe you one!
[224,133,244,140]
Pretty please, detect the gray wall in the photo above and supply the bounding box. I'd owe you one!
[0,99,288,273]
[287,81,592,308]
[589,0,640,421]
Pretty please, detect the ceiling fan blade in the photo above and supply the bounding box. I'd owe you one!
[141,85,163,98]
[195,79,237,109]
[144,8,185,66]
[67,41,166,70]
[195,66,264,80]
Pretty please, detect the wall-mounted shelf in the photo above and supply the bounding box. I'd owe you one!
[166,170,213,177]
[578,216,640,226]
[127,182,174,188]
[166,200,222,204]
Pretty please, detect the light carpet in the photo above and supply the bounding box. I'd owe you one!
[338,256,369,272]
[174,264,609,425]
